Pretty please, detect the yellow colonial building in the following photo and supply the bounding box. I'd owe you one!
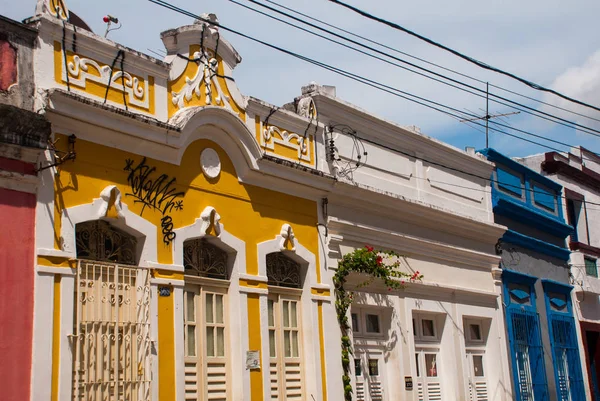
[29,2,332,401]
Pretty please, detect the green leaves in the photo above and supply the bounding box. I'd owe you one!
[334,245,419,400]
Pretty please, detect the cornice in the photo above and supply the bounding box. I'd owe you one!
[570,241,600,258]
[543,154,600,192]
[311,93,494,178]
[246,97,323,135]
[29,15,169,77]
[329,181,506,245]
[493,195,572,238]
[328,218,501,270]
[346,273,498,305]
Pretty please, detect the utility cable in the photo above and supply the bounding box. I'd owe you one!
[233,0,600,139]
[326,0,600,114]
[228,0,600,154]
[150,1,600,212]
[147,0,581,155]
[262,0,600,125]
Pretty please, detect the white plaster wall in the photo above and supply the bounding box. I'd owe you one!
[344,291,510,401]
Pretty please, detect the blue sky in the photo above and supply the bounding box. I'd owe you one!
[4,0,600,157]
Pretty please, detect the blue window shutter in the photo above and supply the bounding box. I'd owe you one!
[497,167,523,197]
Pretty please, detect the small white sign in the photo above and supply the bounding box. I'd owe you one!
[246,350,260,370]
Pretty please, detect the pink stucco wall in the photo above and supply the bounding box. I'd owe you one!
[0,186,35,401]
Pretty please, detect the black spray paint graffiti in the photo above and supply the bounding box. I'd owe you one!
[124,157,184,245]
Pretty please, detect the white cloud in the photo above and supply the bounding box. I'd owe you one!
[541,50,600,134]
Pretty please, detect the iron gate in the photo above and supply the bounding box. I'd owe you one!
[550,315,585,401]
[508,309,549,401]
[72,260,152,401]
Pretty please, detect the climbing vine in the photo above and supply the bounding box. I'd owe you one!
[333,245,423,400]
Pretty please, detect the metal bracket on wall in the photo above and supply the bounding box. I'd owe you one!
[37,134,77,172]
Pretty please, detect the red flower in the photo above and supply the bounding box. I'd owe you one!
[388,287,391,291]
[365,245,374,252]
[376,256,383,265]
[401,280,405,284]
[416,271,420,275]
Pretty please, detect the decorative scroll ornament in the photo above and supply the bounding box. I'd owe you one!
[98,185,124,219]
[65,55,149,109]
[297,97,317,120]
[183,239,228,279]
[200,148,221,179]
[279,223,296,251]
[171,49,234,112]
[200,206,222,236]
[262,125,311,164]
[75,220,138,265]
[266,252,301,288]
[39,0,69,21]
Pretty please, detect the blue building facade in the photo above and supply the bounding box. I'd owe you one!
[481,149,586,401]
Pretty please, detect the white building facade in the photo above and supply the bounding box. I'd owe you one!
[289,84,512,401]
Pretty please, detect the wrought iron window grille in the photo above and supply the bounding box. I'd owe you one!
[266,252,302,289]
[75,220,138,265]
[183,238,229,280]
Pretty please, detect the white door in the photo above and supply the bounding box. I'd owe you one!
[354,350,384,401]
[183,285,229,401]
[268,294,303,400]
[466,351,488,401]
[415,350,442,401]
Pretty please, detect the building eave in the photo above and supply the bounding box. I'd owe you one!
[311,93,495,178]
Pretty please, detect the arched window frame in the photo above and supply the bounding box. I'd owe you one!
[75,219,139,265]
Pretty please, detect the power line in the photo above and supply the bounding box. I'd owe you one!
[233,0,600,140]
[262,0,600,125]
[148,0,600,212]
[326,0,600,114]
[147,0,580,155]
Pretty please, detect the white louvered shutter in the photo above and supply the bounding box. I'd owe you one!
[183,287,229,401]
[269,296,303,400]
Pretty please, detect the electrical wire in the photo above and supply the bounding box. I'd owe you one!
[147,0,600,214]
[230,0,600,142]
[326,0,600,114]
[147,0,577,155]
[149,0,600,196]
[262,0,600,125]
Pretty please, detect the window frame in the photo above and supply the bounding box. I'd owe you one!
[585,257,598,278]
[530,181,558,215]
[413,314,440,342]
[465,319,485,344]
[183,283,231,401]
[267,286,304,400]
[351,308,384,338]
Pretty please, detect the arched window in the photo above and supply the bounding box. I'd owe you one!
[75,220,138,265]
[183,238,229,280]
[183,238,231,399]
[266,252,302,288]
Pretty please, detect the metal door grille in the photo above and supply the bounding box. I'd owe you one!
[550,315,585,401]
[73,260,151,401]
[508,309,549,401]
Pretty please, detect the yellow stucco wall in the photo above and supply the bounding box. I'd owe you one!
[50,134,321,400]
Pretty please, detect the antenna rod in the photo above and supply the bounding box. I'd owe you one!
[486,82,489,148]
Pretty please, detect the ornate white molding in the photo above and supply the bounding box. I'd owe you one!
[262,125,311,163]
[64,55,149,109]
[59,187,158,266]
[200,206,222,236]
[171,50,235,112]
[98,185,124,219]
[297,97,317,120]
[279,223,296,251]
[200,148,221,178]
[37,0,69,21]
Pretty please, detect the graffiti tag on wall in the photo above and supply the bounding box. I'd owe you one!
[124,157,184,245]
